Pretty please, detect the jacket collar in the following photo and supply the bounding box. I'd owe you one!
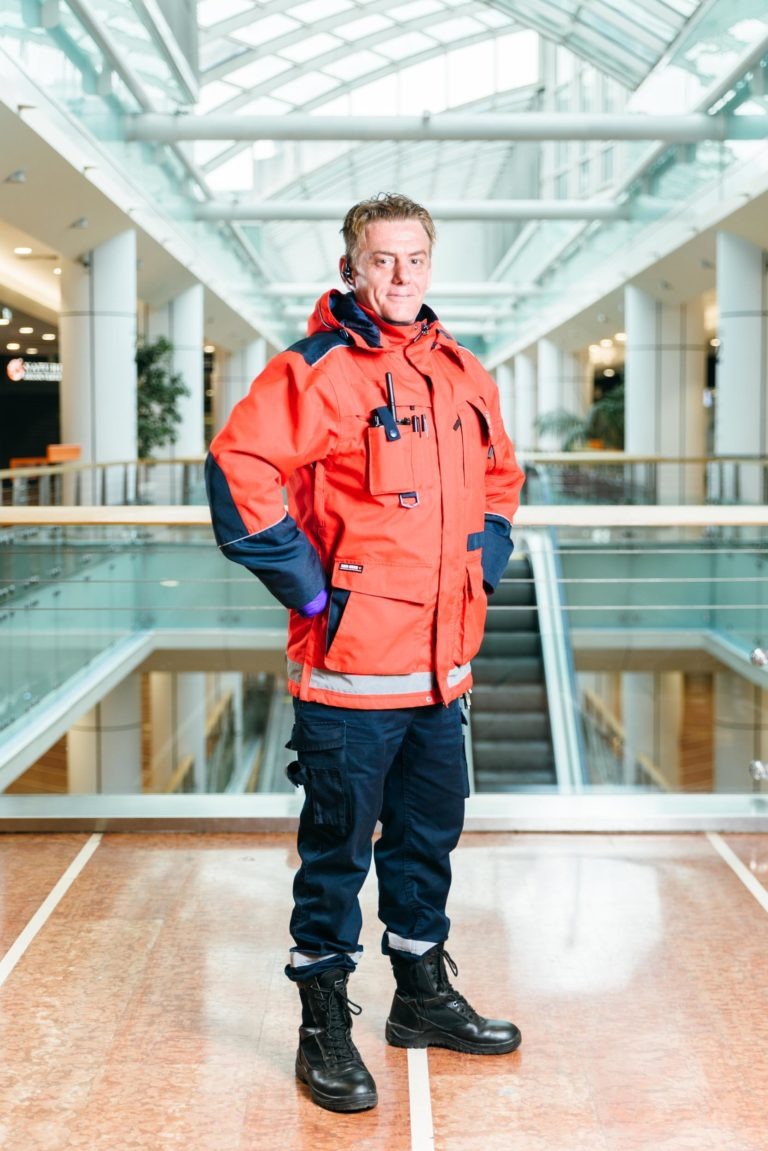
[308,290,461,363]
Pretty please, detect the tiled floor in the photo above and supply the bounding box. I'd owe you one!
[1,831,768,1150]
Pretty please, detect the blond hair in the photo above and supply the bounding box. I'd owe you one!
[341,193,436,267]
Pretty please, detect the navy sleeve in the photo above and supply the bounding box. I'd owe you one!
[205,452,327,611]
[480,514,514,593]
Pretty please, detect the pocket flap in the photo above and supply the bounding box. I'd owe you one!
[332,559,432,604]
[287,719,345,753]
[467,555,485,598]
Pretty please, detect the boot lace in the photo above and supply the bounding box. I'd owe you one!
[432,949,482,1022]
[319,979,363,1064]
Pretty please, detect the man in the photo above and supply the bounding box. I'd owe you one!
[206,193,525,1113]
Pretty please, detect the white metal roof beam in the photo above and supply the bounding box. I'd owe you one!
[194,199,630,222]
[128,112,767,142]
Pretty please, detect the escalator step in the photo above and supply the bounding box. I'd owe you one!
[471,711,551,740]
[478,632,541,658]
[471,656,544,685]
[490,579,537,607]
[484,606,539,632]
[473,772,559,792]
[471,739,556,772]
[470,683,548,712]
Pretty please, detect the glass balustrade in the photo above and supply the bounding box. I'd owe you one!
[1,509,767,818]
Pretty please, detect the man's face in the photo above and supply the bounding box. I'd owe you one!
[341,218,432,325]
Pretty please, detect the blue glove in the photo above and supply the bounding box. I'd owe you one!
[299,588,328,617]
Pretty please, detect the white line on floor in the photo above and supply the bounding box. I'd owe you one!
[707,831,768,914]
[408,1048,435,1151]
[0,833,103,988]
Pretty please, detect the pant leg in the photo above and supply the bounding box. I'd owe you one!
[374,700,469,952]
[286,700,411,974]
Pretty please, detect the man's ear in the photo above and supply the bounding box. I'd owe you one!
[339,256,354,284]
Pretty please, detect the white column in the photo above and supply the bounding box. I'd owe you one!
[59,230,138,503]
[177,673,207,792]
[212,338,266,435]
[621,672,655,786]
[68,675,142,793]
[625,286,707,502]
[715,231,768,503]
[513,351,537,452]
[495,362,514,441]
[148,285,205,458]
[537,338,561,450]
[560,349,590,419]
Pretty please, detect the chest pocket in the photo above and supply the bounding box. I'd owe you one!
[458,398,496,488]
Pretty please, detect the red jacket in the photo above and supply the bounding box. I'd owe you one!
[206,291,524,709]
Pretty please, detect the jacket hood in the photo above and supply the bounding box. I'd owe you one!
[307,290,445,350]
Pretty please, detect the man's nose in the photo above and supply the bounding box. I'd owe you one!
[392,260,411,282]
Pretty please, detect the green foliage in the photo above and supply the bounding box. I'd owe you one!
[535,384,625,450]
[136,336,190,459]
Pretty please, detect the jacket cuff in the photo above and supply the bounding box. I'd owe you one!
[481,514,514,593]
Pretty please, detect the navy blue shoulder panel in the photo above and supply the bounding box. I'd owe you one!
[287,330,348,367]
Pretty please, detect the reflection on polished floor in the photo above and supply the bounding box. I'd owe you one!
[1,830,768,1151]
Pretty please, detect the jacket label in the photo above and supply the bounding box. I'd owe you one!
[339,562,364,573]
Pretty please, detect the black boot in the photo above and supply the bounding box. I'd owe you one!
[386,944,521,1055]
[295,967,378,1112]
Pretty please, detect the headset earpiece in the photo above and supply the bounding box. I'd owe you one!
[343,260,353,283]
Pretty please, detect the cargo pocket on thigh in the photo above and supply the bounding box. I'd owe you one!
[286,718,349,834]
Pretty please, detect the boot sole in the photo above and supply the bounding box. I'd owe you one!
[295,1059,378,1113]
[385,1019,521,1056]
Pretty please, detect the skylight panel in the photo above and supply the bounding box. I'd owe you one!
[198,0,252,29]
[279,32,341,64]
[376,31,437,60]
[232,14,301,46]
[476,8,515,29]
[335,14,393,41]
[271,70,339,105]
[386,0,443,19]
[196,80,239,113]
[323,49,389,81]
[286,0,354,22]
[225,55,292,88]
[429,16,486,44]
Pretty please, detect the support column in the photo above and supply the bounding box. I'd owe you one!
[59,230,138,503]
[147,284,205,458]
[624,286,707,502]
[513,351,537,452]
[177,673,207,792]
[713,671,761,792]
[715,232,768,503]
[148,671,207,792]
[68,675,142,793]
[212,338,266,435]
[537,338,561,450]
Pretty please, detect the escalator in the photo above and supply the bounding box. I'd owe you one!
[470,534,584,793]
[470,551,557,791]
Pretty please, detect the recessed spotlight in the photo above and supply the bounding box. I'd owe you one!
[19,326,34,335]
[204,344,215,353]
[603,368,616,378]
[710,337,721,347]
[600,337,613,347]
[614,331,626,342]
[14,246,32,256]
[26,347,38,355]
[53,267,62,275]
[0,318,9,327]
[42,332,56,341]
[6,342,20,350]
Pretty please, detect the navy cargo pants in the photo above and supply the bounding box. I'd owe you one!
[284,697,469,980]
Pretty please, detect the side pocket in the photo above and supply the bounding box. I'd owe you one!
[286,718,349,833]
[326,587,351,653]
[366,424,415,494]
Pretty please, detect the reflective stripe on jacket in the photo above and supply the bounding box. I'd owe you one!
[206,290,525,708]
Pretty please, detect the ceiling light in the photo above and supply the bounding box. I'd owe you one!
[42,332,56,341]
[614,331,626,342]
[4,169,26,183]
[53,267,62,275]
[599,337,613,347]
[603,368,616,378]
[14,246,32,256]
[19,326,34,334]
[6,342,20,351]
[26,347,38,355]
[204,344,215,353]
[0,306,11,322]
[0,318,9,327]
[710,337,721,347]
